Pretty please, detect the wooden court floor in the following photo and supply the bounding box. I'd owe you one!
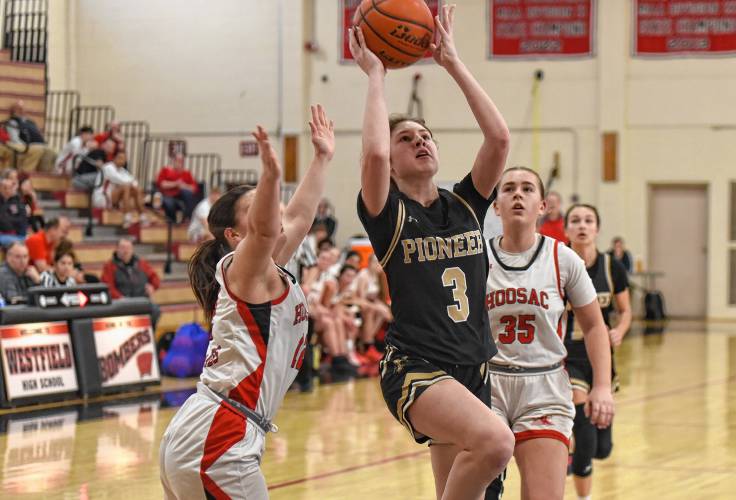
[1,320,736,499]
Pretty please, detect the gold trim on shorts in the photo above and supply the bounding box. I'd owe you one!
[397,371,453,439]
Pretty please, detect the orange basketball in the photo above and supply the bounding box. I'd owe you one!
[353,0,435,69]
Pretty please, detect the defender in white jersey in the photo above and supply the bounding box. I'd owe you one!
[484,167,614,500]
[160,106,335,499]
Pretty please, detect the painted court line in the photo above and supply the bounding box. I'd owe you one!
[267,449,429,490]
[270,374,736,491]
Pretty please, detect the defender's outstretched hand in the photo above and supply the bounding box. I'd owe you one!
[309,104,335,161]
[252,125,281,179]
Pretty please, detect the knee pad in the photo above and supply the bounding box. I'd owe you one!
[571,404,595,477]
[595,425,613,459]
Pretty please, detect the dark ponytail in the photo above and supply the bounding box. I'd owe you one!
[188,185,254,322]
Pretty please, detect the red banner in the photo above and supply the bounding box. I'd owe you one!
[489,0,595,58]
[339,0,443,63]
[634,1,736,56]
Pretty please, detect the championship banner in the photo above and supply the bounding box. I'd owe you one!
[634,1,736,56]
[339,0,443,64]
[489,0,595,59]
[92,315,160,388]
[0,322,78,401]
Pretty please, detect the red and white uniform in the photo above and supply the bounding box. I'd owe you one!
[160,252,309,500]
[486,235,596,446]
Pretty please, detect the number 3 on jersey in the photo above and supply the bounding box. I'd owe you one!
[442,267,469,323]
[498,315,536,344]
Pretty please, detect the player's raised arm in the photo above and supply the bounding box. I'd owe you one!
[431,4,509,198]
[275,105,335,266]
[349,25,391,217]
[228,126,283,298]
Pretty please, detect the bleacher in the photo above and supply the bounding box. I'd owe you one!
[29,171,204,339]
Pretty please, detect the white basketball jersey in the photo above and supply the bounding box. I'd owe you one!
[486,235,592,368]
[200,252,309,421]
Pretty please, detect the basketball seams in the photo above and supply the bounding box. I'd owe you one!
[357,8,425,60]
[371,0,434,32]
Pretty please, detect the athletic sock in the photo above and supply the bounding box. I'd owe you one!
[577,496,591,500]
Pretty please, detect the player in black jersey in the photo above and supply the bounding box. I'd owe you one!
[349,5,514,499]
[564,204,632,500]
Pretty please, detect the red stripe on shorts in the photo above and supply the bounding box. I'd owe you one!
[200,403,246,499]
[514,429,570,448]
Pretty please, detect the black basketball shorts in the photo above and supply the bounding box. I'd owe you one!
[565,354,619,394]
[379,343,492,444]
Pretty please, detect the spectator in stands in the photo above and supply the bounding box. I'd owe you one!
[0,241,40,304]
[156,153,199,223]
[101,238,161,327]
[0,172,29,246]
[306,220,329,255]
[539,190,567,243]
[93,150,149,228]
[17,172,43,232]
[72,139,105,191]
[95,122,125,161]
[314,197,337,239]
[354,253,392,357]
[55,126,95,175]
[609,236,634,274]
[55,238,99,284]
[2,100,56,172]
[39,248,77,287]
[187,186,221,242]
[25,216,71,272]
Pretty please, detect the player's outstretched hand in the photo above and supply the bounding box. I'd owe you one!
[252,125,281,179]
[348,25,385,77]
[430,4,460,70]
[585,386,615,429]
[309,104,335,161]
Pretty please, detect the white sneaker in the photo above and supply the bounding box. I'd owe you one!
[122,213,133,228]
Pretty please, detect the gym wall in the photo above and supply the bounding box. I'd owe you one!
[45,0,736,318]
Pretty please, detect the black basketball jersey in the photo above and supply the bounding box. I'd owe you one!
[565,251,628,360]
[357,174,496,365]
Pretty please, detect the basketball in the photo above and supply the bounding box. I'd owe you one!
[353,0,435,69]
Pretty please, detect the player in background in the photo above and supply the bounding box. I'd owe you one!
[159,105,334,499]
[350,4,514,499]
[485,167,614,500]
[565,203,631,500]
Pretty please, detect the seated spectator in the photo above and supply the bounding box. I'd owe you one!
[93,151,149,228]
[17,172,44,232]
[156,153,199,222]
[0,100,56,172]
[314,197,338,239]
[353,255,392,358]
[609,236,634,274]
[0,241,40,304]
[71,139,105,191]
[539,190,567,243]
[307,249,354,380]
[39,248,77,287]
[25,216,71,272]
[55,238,99,284]
[101,238,161,328]
[306,221,329,255]
[188,186,221,242]
[0,172,29,246]
[55,126,94,175]
[95,122,125,161]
